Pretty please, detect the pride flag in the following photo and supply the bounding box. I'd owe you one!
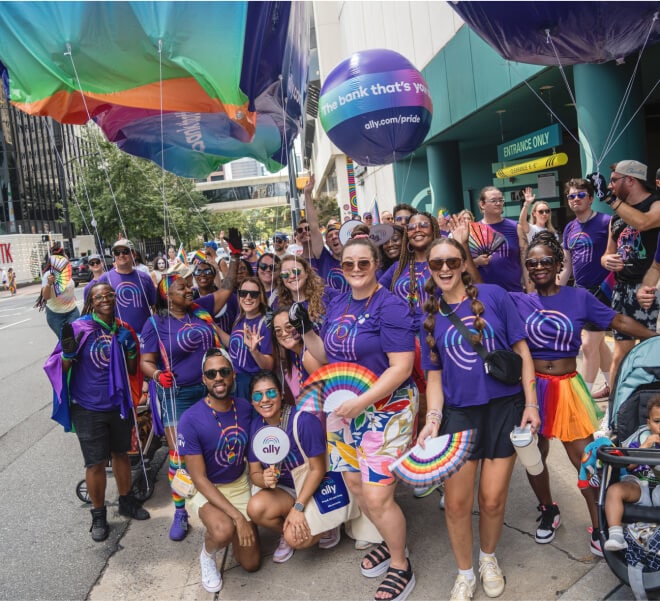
[370,199,381,224]
[176,244,189,267]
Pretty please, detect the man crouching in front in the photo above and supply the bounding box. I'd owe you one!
[177,348,261,593]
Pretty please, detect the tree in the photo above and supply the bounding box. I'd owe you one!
[314,193,340,226]
[69,128,210,249]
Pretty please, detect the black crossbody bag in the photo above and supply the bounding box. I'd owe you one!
[439,299,522,385]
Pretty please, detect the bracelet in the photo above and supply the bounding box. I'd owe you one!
[126,350,138,360]
[525,404,539,410]
[612,200,623,211]
[61,351,76,360]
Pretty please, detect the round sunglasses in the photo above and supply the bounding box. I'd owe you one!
[251,388,279,403]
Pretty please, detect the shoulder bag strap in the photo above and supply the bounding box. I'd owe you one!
[291,411,309,462]
[439,298,489,362]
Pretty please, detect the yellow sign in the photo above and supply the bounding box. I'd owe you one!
[496,153,568,179]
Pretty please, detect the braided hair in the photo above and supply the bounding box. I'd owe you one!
[422,238,485,362]
[390,211,440,309]
[82,282,113,315]
[528,231,564,269]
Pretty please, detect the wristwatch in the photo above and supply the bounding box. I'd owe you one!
[293,501,305,512]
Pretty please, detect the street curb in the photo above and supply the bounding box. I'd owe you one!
[558,560,624,600]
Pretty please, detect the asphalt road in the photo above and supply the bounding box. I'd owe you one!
[0,285,128,601]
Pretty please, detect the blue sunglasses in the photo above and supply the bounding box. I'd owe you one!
[251,388,279,403]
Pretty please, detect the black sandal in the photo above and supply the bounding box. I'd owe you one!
[375,560,416,601]
[361,541,391,578]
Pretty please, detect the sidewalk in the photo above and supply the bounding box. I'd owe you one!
[89,439,625,601]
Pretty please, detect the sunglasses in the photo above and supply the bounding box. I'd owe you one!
[525,256,556,269]
[428,257,462,271]
[536,209,551,215]
[204,367,233,380]
[567,192,588,201]
[91,292,116,302]
[258,262,274,272]
[407,221,432,232]
[251,388,279,403]
[610,176,626,184]
[280,268,303,279]
[194,268,214,276]
[88,260,101,266]
[296,226,310,234]
[274,237,286,243]
[341,259,373,272]
[238,289,260,299]
[394,215,411,224]
[274,323,297,337]
[113,248,131,256]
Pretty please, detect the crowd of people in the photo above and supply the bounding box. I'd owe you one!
[43,159,660,601]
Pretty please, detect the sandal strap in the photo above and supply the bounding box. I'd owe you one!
[376,562,413,599]
[362,541,390,567]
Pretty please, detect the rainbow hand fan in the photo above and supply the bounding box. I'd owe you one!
[296,362,378,414]
[468,223,506,257]
[49,254,72,295]
[390,429,476,487]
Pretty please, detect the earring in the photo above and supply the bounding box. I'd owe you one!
[407,242,415,254]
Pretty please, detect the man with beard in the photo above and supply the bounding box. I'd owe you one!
[273,232,290,258]
[177,348,260,594]
[601,160,660,383]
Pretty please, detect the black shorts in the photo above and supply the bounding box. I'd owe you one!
[71,404,132,467]
[440,393,524,460]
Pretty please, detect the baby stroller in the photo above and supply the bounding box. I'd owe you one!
[75,404,161,504]
[596,337,660,600]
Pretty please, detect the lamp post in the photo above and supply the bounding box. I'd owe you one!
[51,120,74,255]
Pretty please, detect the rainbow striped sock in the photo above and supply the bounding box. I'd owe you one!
[168,450,186,509]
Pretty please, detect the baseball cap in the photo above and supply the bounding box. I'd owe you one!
[88,254,102,262]
[614,160,647,181]
[204,240,218,251]
[363,212,373,218]
[274,231,289,241]
[112,238,134,251]
[655,167,660,180]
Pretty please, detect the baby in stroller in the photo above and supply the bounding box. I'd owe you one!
[604,395,660,551]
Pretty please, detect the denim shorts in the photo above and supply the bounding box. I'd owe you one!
[157,383,207,428]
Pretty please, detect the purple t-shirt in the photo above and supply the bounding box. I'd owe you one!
[421,283,527,407]
[69,324,121,411]
[655,232,660,262]
[311,247,349,293]
[248,409,326,489]
[476,219,523,292]
[177,397,252,484]
[83,278,101,302]
[562,212,611,288]
[97,269,156,334]
[379,260,431,331]
[140,295,218,387]
[213,292,238,333]
[321,286,415,377]
[228,314,273,375]
[510,287,615,361]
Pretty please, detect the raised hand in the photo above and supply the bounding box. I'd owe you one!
[288,302,313,335]
[224,228,243,256]
[61,322,83,359]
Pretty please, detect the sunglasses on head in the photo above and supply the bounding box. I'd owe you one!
[536,209,551,215]
[428,257,462,271]
[91,291,116,302]
[258,262,274,272]
[525,256,556,269]
[407,221,432,232]
[567,192,588,201]
[194,268,214,276]
[204,367,233,380]
[238,289,260,299]
[251,388,279,403]
[296,226,310,234]
[113,248,131,256]
[341,259,373,272]
[88,260,101,266]
[280,267,303,279]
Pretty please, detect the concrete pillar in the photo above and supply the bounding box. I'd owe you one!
[426,141,462,215]
[574,62,646,176]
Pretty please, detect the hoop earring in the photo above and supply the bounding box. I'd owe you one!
[407,242,415,254]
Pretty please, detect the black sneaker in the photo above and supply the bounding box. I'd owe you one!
[118,494,150,520]
[535,503,561,544]
[90,507,109,542]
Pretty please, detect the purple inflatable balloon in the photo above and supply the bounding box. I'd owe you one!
[319,49,433,166]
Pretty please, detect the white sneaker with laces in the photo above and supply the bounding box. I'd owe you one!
[199,547,223,593]
[450,574,476,601]
[479,555,505,598]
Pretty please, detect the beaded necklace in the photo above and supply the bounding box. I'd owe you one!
[336,284,379,341]
[205,396,239,464]
[439,295,468,317]
[292,349,306,392]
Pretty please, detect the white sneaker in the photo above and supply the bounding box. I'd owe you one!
[450,574,476,601]
[604,534,627,551]
[319,526,341,550]
[479,556,505,598]
[273,535,294,563]
[199,547,223,593]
